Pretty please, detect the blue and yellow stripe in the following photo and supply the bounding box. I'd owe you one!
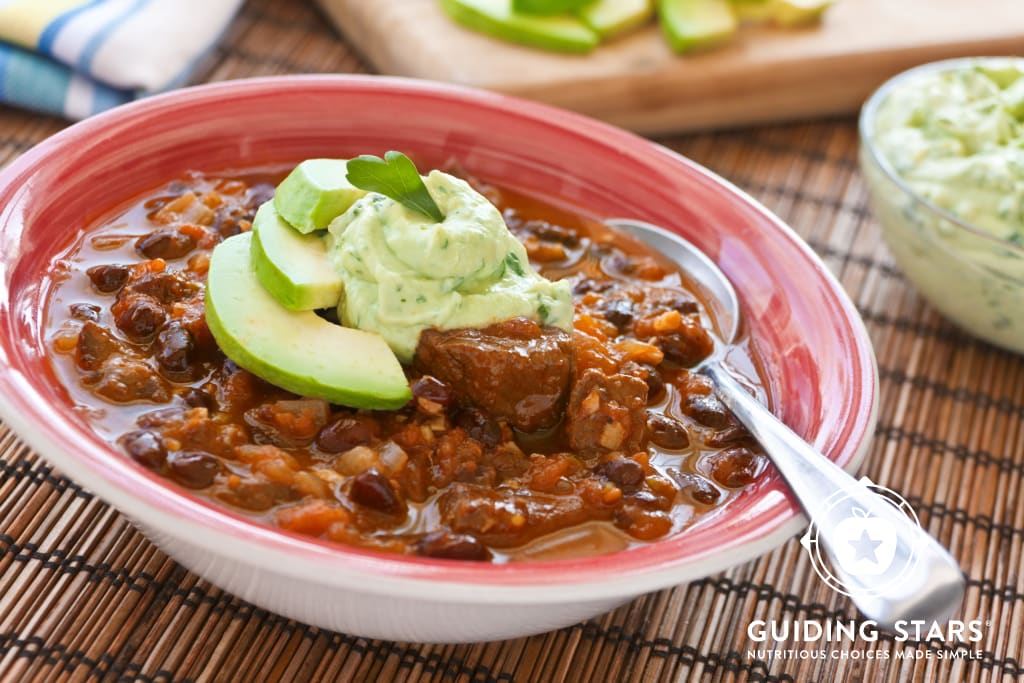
[0,0,97,51]
[0,0,238,119]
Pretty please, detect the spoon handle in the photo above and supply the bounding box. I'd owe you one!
[703,362,964,627]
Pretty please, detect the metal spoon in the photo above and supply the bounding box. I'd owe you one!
[608,218,965,629]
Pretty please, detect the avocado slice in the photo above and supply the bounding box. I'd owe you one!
[273,159,366,234]
[440,0,600,53]
[578,0,653,38]
[513,0,593,15]
[732,0,832,26]
[251,201,343,311]
[658,0,737,53]
[206,232,411,410]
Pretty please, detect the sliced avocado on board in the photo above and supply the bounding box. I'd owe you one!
[577,0,654,38]
[251,201,343,311]
[658,0,738,53]
[513,0,593,15]
[273,158,366,234]
[733,0,832,25]
[440,0,600,53]
[206,232,411,410]
[730,0,775,22]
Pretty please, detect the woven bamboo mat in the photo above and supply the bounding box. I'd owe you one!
[1,1,1022,681]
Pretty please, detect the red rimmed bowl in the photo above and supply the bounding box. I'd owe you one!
[0,76,877,642]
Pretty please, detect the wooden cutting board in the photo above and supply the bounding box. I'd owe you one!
[315,0,1024,134]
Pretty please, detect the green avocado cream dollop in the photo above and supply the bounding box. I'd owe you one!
[326,170,573,362]
[873,61,1024,245]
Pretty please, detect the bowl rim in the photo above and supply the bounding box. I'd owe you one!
[0,74,879,603]
[858,55,1024,256]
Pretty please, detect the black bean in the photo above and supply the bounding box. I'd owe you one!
[416,531,492,561]
[69,303,101,321]
[181,387,215,410]
[571,277,612,295]
[706,447,764,488]
[626,489,665,510]
[704,424,755,448]
[641,365,665,403]
[682,394,732,429]
[246,183,275,210]
[349,469,402,513]
[528,220,580,246]
[647,413,690,450]
[411,375,454,407]
[87,264,130,293]
[669,469,721,506]
[605,253,634,275]
[661,329,714,367]
[315,307,340,324]
[544,225,580,247]
[215,214,244,238]
[115,297,166,341]
[136,406,186,429]
[119,430,166,470]
[156,321,195,374]
[316,416,379,453]
[598,457,645,492]
[602,299,635,330]
[135,230,196,260]
[453,408,503,447]
[167,450,220,489]
[655,293,700,316]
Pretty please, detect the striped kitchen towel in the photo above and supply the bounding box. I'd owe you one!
[0,0,244,119]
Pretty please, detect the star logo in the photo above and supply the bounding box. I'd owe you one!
[849,528,883,563]
[800,478,922,595]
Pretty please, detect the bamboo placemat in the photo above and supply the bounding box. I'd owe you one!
[0,1,1022,681]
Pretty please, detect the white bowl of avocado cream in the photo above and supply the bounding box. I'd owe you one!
[860,57,1024,353]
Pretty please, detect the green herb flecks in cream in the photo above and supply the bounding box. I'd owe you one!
[873,62,1024,245]
[332,161,573,362]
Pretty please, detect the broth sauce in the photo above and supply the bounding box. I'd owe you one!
[46,168,769,562]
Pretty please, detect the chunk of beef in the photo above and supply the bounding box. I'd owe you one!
[121,270,200,304]
[414,318,573,432]
[438,482,590,547]
[75,321,120,371]
[566,368,648,453]
[87,356,171,403]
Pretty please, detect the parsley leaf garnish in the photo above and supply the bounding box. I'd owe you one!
[345,151,444,222]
